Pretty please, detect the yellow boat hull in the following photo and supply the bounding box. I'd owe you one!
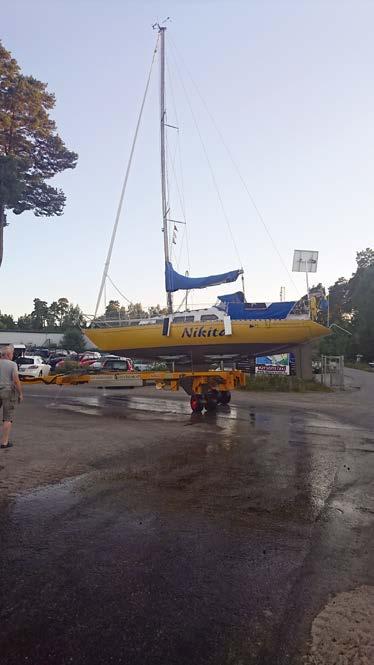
[84,318,329,362]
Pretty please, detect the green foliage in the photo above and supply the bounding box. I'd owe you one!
[127,302,148,319]
[17,313,33,330]
[0,298,166,331]
[0,156,25,207]
[349,264,374,359]
[328,277,350,322]
[321,247,374,361]
[53,360,80,374]
[31,297,49,328]
[356,248,374,270]
[0,311,16,329]
[148,304,169,317]
[319,326,352,357]
[104,300,120,318]
[0,40,78,265]
[60,328,86,353]
[61,303,85,330]
[102,301,168,321]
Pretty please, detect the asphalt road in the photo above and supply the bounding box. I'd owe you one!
[0,373,373,664]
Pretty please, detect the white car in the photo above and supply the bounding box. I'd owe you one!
[17,356,51,378]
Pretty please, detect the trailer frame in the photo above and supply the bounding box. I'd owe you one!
[20,369,246,412]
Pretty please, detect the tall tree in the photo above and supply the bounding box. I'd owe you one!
[47,300,59,328]
[60,327,86,353]
[56,297,69,326]
[104,300,120,318]
[61,303,85,330]
[0,41,78,266]
[349,263,374,359]
[321,248,374,360]
[355,248,374,270]
[31,298,49,329]
[328,277,351,323]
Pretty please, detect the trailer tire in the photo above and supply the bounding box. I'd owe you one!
[190,394,203,413]
[219,390,231,405]
[205,390,219,411]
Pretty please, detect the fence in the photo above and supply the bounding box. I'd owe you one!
[321,355,345,389]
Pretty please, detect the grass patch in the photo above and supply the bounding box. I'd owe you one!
[240,374,331,392]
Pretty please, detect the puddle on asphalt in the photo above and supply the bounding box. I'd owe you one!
[45,393,373,447]
[46,394,242,427]
[6,397,374,534]
[12,474,88,520]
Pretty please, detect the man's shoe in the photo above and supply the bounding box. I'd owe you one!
[1,442,13,449]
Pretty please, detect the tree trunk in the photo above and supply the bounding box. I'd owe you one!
[0,204,6,268]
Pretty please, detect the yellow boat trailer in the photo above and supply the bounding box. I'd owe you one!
[21,369,246,412]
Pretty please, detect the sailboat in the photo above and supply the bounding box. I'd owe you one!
[85,25,329,365]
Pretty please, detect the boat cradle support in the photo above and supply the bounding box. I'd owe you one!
[139,370,246,412]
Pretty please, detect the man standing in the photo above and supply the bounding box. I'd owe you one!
[0,345,23,449]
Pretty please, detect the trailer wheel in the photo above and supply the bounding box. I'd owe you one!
[190,394,203,413]
[205,390,219,411]
[219,391,231,405]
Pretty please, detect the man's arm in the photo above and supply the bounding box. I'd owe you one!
[13,368,23,401]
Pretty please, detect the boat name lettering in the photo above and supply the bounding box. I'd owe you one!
[181,326,225,338]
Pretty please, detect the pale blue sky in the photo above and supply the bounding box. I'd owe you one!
[1,0,374,318]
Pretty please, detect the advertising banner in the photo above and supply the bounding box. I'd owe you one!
[255,354,290,375]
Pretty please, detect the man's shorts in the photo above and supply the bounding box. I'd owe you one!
[0,387,16,422]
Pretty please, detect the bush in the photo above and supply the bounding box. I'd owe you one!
[52,360,80,374]
[240,374,330,392]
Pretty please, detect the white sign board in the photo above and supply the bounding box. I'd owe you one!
[292,250,318,273]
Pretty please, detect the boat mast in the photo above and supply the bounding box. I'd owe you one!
[159,26,173,314]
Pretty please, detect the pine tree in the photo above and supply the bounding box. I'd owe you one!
[0,41,78,265]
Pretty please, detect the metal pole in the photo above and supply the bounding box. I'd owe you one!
[241,271,245,298]
[159,26,173,314]
[305,264,310,316]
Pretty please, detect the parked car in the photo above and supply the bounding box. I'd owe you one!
[48,353,78,371]
[17,356,51,378]
[133,361,167,371]
[96,357,134,372]
[78,352,102,367]
[89,354,120,370]
[25,347,51,360]
[51,349,71,358]
[54,355,80,370]
[133,361,153,371]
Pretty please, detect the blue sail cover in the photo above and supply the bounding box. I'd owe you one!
[217,292,245,304]
[165,261,242,293]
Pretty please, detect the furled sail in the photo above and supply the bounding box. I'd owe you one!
[165,261,242,293]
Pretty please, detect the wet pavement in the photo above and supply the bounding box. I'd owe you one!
[0,383,374,664]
